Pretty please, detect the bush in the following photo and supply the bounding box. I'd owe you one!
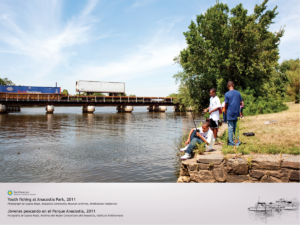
[239,87,288,116]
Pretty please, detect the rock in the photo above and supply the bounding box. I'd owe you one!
[226,175,249,183]
[197,154,224,165]
[281,177,289,183]
[188,163,199,171]
[251,155,281,170]
[194,170,216,183]
[177,176,184,183]
[212,168,227,182]
[282,156,300,169]
[182,158,197,166]
[260,175,282,183]
[289,171,300,182]
[242,180,260,183]
[227,158,248,175]
[189,171,197,181]
[180,164,190,176]
[182,176,191,183]
[249,170,265,179]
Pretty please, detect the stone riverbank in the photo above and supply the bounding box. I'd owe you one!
[177,125,300,183]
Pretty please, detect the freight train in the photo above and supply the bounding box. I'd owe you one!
[76,81,125,96]
[0,86,61,94]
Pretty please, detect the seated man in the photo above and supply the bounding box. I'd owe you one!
[180,122,214,160]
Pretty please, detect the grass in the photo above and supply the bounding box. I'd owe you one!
[220,102,300,155]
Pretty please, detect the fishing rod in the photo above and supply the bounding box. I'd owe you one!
[190,110,199,132]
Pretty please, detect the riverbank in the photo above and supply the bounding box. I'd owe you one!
[221,102,299,155]
[177,102,300,183]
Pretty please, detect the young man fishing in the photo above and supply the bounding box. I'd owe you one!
[225,81,243,146]
[180,122,214,160]
[203,88,221,141]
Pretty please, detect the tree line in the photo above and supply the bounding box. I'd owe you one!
[169,0,299,116]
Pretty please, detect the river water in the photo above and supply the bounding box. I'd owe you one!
[0,106,204,183]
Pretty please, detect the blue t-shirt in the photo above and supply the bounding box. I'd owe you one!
[225,90,242,120]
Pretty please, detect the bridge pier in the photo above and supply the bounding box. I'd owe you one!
[7,106,21,112]
[46,105,54,114]
[82,105,95,113]
[173,105,180,112]
[147,106,167,112]
[116,106,133,113]
[0,104,7,114]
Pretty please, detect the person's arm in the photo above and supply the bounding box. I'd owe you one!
[209,107,220,115]
[203,107,209,113]
[195,132,209,145]
[225,94,228,115]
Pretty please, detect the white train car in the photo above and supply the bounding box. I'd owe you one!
[76,81,125,96]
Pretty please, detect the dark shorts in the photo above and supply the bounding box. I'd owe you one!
[240,107,243,113]
[209,119,219,129]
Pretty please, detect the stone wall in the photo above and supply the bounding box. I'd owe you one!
[177,154,300,183]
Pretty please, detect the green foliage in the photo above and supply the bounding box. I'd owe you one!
[239,87,288,116]
[129,94,136,97]
[193,142,206,155]
[174,0,284,109]
[0,77,15,86]
[247,156,253,168]
[62,89,68,95]
[281,59,300,103]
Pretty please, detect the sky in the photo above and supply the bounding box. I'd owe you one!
[0,0,299,96]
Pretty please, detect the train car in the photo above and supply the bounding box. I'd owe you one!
[76,81,125,96]
[0,86,61,94]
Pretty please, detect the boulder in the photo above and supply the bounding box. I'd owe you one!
[282,156,300,169]
[177,176,184,183]
[194,170,216,183]
[226,175,249,183]
[182,158,197,166]
[188,163,199,171]
[227,158,248,175]
[182,176,191,183]
[180,164,190,176]
[197,154,224,165]
[189,171,197,182]
[281,177,289,183]
[251,155,281,170]
[260,175,282,183]
[289,171,300,182]
[249,170,265,179]
[212,168,227,182]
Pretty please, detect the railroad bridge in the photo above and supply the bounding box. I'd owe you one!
[0,93,179,113]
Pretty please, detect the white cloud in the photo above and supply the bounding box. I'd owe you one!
[0,0,99,77]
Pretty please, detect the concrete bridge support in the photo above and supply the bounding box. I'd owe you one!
[174,105,180,112]
[116,106,133,113]
[147,106,167,112]
[46,105,55,114]
[82,105,95,113]
[0,104,7,114]
[7,106,21,112]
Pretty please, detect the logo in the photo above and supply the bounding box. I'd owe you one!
[8,190,13,195]
[6,87,13,91]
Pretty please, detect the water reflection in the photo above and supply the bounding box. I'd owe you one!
[0,107,205,182]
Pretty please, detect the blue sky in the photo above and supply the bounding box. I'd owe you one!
[0,0,299,96]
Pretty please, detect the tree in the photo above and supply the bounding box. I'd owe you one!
[62,89,68,95]
[281,59,300,103]
[174,0,284,109]
[0,78,15,86]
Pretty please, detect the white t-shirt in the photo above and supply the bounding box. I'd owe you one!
[209,96,221,121]
[194,127,214,150]
[222,101,225,108]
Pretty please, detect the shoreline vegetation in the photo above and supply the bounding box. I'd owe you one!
[220,102,299,155]
[179,102,299,157]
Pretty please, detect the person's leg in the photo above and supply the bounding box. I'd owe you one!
[185,137,204,155]
[228,120,235,146]
[232,119,241,146]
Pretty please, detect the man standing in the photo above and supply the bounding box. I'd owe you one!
[225,81,243,146]
[204,88,221,141]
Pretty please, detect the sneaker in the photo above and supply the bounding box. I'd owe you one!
[213,138,216,142]
[180,145,188,152]
[180,153,191,160]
